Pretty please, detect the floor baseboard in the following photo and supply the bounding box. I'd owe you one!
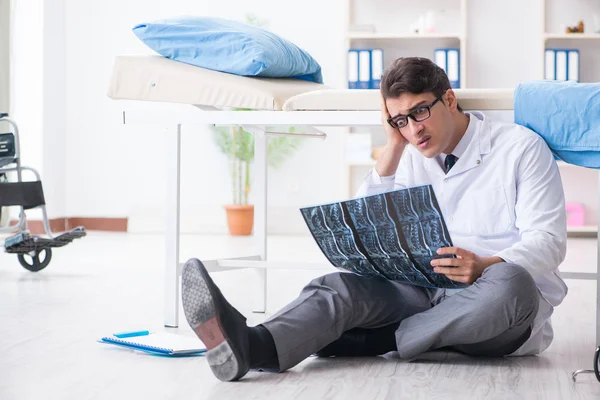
[9,217,128,234]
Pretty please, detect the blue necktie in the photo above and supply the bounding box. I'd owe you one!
[445,154,458,173]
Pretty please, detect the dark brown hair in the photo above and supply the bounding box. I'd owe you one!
[381,57,462,112]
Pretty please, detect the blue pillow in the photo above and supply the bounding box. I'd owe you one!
[133,16,323,83]
[514,80,600,168]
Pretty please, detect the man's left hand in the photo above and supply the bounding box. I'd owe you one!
[430,247,504,285]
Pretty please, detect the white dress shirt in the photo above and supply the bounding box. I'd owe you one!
[356,111,568,355]
[436,113,475,170]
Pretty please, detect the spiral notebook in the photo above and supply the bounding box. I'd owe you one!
[100,332,207,356]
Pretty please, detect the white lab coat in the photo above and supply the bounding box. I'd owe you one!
[356,111,568,355]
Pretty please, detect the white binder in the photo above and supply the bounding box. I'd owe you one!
[434,49,447,71]
[568,50,579,81]
[447,49,459,88]
[371,49,383,89]
[555,50,567,81]
[347,50,359,89]
[358,50,371,89]
[545,50,555,80]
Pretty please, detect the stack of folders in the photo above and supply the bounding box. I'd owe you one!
[434,48,460,88]
[545,49,580,82]
[348,49,384,89]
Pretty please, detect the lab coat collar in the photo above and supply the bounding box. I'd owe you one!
[424,111,491,178]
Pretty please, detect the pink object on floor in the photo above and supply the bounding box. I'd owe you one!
[565,203,585,226]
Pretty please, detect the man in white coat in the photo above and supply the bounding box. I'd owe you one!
[180,57,568,382]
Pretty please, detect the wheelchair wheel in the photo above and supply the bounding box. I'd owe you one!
[17,248,52,272]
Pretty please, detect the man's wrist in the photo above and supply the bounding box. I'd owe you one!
[387,141,406,152]
[482,256,504,269]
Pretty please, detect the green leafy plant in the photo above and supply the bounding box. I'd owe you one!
[212,126,303,205]
[245,13,268,28]
[212,13,303,206]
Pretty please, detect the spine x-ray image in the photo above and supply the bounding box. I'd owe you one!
[301,185,466,289]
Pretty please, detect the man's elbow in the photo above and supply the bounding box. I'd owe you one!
[545,231,567,268]
[555,235,567,266]
[522,229,566,271]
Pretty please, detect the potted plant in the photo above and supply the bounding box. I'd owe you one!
[212,125,303,235]
[211,14,304,235]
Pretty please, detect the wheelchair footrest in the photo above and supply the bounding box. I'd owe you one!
[4,226,87,254]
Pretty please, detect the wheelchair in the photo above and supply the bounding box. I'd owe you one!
[0,113,86,271]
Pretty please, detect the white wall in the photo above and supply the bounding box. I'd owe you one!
[8,0,67,219]
[466,0,543,88]
[10,0,44,222]
[545,0,600,33]
[0,0,9,120]
[351,0,463,35]
[41,0,67,218]
[465,0,598,87]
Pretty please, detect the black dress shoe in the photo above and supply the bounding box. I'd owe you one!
[182,258,250,381]
[315,323,400,358]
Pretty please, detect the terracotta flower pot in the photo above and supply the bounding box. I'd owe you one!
[224,204,254,236]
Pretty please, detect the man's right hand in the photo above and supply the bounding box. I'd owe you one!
[375,93,407,177]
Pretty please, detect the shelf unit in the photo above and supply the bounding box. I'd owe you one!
[341,0,599,236]
[568,225,598,234]
[344,0,468,89]
[347,32,464,40]
[542,0,600,83]
[544,33,600,40]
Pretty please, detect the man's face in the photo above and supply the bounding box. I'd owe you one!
[385,91,455,158]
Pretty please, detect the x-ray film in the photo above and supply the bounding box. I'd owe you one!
[301,185,466,289]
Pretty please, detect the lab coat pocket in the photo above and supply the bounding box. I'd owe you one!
[454,185,512,235]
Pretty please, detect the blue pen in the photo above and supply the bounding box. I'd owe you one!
[113,330,150,339]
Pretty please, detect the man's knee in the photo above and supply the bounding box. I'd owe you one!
[305,272,390,305]
[480,263,539,320]
[308,272,363,293]
[483,262,534,286]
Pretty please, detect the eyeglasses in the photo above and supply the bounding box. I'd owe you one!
[387,93,444,129]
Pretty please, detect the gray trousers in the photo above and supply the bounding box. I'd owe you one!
[262,262,539,371]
